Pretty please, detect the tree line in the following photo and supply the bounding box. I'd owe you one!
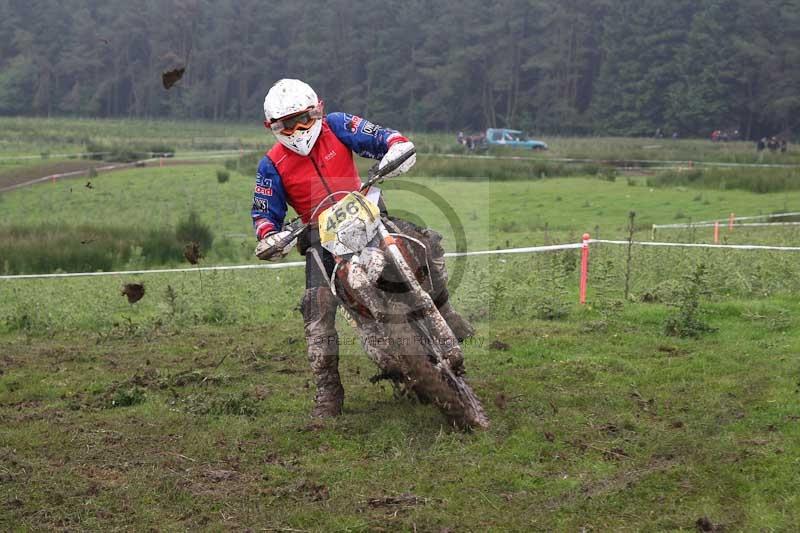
[1,0,798,138]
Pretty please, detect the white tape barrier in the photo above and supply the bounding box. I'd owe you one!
[4,239,799,281]
[0,243,586,281]
[654,211,800,229]
[444,243,584,257]
[653,222,800,229]
[0,150,244,162]
[592,239,800,251]
[0,261,306,280]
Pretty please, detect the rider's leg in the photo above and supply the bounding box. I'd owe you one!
[301,245,344,418]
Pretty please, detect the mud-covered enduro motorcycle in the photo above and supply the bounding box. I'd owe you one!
[265,150,489,430]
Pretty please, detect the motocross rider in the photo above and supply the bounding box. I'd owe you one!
[252,78,472,418]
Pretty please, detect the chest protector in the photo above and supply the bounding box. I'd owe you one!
[268,121,361,223]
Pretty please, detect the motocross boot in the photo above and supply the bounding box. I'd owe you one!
[301,287,344,418]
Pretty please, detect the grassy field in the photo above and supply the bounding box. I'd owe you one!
[2,116,798,164]
[2,118,800,530]
[2,267,799,530]
[2,160,799,274]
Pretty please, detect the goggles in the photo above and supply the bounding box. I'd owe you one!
[269,102,324,136]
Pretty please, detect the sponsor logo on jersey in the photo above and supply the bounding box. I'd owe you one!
[362,121,381,136]
[347,115,363,133]
[255,185,273,196]
[324,150,336,161]
[253,199,268,211]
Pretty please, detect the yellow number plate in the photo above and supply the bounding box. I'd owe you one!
[318,191,380,248]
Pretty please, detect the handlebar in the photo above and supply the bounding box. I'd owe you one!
[259,147,416,260]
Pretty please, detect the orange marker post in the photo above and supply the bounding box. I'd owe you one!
[579,233,590,305]
[714,221,719,244]
[728,212,735,231]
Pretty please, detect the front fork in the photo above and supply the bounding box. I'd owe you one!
[375,224,463,368]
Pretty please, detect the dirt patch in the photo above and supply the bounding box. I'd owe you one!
[494,393,508,410]
[0,158,216,193]
[489,340,510,351]
[0,160,97,190]
[544,457,677,511]
[696,516,725,531]
[204,469,239,483]
[270,479,329,502]
[367,493,430,508]
[657,345,690,357]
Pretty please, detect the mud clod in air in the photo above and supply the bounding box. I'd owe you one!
[162,67,185,89]
[121,283,145,304]
[184,242,202,264]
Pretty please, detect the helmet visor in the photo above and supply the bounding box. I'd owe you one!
[269,102,324,136]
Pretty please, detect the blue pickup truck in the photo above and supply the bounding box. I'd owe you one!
[485,128,548,150]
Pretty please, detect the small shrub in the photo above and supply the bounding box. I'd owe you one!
[110,387,146,408]
[216,169,230,183]
[146,144,175,157]
[600,167,617,181]
[141,229,183,264]
[664,263,715,338]
[175,211,214,251]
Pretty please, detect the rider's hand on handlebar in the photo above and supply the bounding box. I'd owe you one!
[379,141,416,178]
[255,230,297,261]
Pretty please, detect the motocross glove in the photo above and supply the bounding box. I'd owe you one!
[255,230,297,261]
[378,141,416,178]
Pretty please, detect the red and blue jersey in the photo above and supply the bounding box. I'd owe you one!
[251,112,408,239]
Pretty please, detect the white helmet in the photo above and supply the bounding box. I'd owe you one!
[263,79,324,156]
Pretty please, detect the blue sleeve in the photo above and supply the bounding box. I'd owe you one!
[251,156,288,239]
[326,112,408,160]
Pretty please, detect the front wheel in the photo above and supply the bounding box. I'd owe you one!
[405,353,490,430]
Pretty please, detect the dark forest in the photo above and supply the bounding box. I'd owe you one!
[1,0,798,138]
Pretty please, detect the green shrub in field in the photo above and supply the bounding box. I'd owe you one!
[224,151,262,175]
[216,169,230,183]
[664,263,715,338]
[141,229,184,264]
[175,211,214,251]
[0,224,196,275]
[109,387,146,408]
